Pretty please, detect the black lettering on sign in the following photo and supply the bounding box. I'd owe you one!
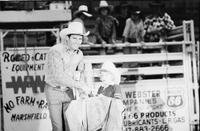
[123,99,136,106]
[6,75,45,94]
[125,91,136,98]
[2,52,30,62]
[15,96,36,106]
[32,53,47,61]
[10,113,48,121]
[11,63,45,72]
[37,100,48,109]
[3,52,10,62]
[4,100,15,113]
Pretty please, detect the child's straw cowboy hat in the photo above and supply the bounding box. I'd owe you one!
[101,61,121,85]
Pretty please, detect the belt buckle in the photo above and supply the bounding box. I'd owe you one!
[55,86,70,91]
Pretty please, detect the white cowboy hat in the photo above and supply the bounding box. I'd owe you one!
[101,61,121,85]
[73,5,92,17]
[60,22,90,38]
[96,0,113,12]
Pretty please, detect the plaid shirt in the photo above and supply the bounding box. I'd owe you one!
[123,18,145,42]
[45,44,83,89]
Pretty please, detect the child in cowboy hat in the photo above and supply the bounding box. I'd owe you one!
[94,0,118,46]
[97,61,122,99]
[45,21,90,131]
[65,61,124,131]
[123,7,145,44]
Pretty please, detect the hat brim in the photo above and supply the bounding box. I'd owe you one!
[60,28,89,38]
[82,12,92,17]
[73,11,92,17]
[96,5,113,12]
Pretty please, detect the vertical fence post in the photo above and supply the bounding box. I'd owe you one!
[0,30,4,131]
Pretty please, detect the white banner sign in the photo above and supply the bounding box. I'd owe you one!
[1,47,51,131]
[121,84,190,131]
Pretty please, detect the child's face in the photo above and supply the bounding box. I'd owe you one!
[100,70,113,83]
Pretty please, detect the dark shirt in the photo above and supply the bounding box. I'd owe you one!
[95,15,117,43]
[116,15,127,39]
[97,84,122,99]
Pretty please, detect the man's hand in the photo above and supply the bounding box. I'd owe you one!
[140,41,145,48]
[109,39,116,44]
[101,40,107,48]
[78,82,91,94]
[77,88,88,99]
[124,41,130,46]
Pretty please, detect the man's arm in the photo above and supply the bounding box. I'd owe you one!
[111,16,117,43]
[111,22,116,43]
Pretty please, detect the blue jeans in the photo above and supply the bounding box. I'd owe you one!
[45,84,74,131]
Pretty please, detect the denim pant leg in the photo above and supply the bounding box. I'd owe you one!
[48,103,63,131]
[45,85,72,131]
[62,102,71,131]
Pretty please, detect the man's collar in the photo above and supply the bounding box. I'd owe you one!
[65,48,79,54]
[63,44,80,54]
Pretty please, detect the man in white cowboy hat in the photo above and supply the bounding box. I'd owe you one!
[95,0,118,46]
[45,21,89,131]
[73,5,93,45]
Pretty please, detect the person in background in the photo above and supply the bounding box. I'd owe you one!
[94,0,118,45]
[73,5,93,45]
[123,7,145,47]
[115,2,131,42]
[122,7,145,69]
[44,22,89,131]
